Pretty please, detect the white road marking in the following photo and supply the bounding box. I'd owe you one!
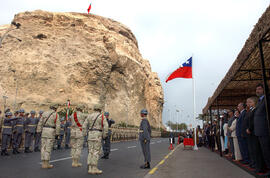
[157,141,162,143]
[39,157,72,164]
[127,146,136,149]
[111,148,119,152]
[150,142,155,144]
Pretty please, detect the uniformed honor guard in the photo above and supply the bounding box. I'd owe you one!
[24,110,38,153]
[34,110,43,152]
[12,109,25,154]
[0,110,2,145]
[70,104,87,167]
[65,117,71,149]
[1,112,17,156]
[82,104,108,174]
[36,103,60,169]
[139,109,151,169]
[57,118,65,150]
[101,112,115,159]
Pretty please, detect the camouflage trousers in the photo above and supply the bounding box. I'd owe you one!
[87,140,102,166]
[70,137,84,159]
[41,137,54,161]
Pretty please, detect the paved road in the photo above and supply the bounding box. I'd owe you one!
[0,138,171,178]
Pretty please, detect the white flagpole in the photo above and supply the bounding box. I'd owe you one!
[192,55,198,150]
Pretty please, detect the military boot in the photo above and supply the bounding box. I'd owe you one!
[92,166,102,174]
[72,159,77,167]
[25,147,30,153]
[46,160,53,169]
[34,147,40,152]
[41,161,47,169]
[13,149,17,155]
[16,148,21,154]
[88,165,94,174]
[76,159,82,167]
[4,150,9,156]
[1,150,5,156]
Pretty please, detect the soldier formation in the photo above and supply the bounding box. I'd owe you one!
[0,103,152,174]
[0,107,72,156]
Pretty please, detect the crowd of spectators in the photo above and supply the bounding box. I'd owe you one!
[200,83,270,176]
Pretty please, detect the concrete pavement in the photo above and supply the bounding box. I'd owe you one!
[145,144,254,178]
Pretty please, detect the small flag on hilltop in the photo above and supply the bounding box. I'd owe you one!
[165,57,192,83]
[87,3,92,14]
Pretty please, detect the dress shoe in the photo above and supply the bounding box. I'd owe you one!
[140,162,150,169]
[16,148,21,154]
[4,150,9,156]
[262,171,270,176]
[254,169,264,174]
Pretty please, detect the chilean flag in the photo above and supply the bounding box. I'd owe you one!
[166,57,192,83]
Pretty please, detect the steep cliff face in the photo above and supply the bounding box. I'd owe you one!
[0,10,164,127]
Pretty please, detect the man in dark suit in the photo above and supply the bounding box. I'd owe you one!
[254,83,270,176]
[236,102,249,164]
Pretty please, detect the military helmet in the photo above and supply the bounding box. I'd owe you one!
[141,109,148,115]
[30,110,36,114]
[76,104,85,110]
[104,112,109,116]
[19,109,25,113]
[6,112,12,116]
[15,110,19,114]
[93,104,103,111]
[39,110,44,114]
[5,108,11,113]
[50,103,59,110]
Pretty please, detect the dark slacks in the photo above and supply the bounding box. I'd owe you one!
[140,140,151,163]
[1,134,11,150]
[258,135,270,169]
[237,136,249,162]
[247,135,256,166]
[13,133,22,149]
[57,135,64,146]
[254,136,264,171]
[25,132,34,148]
[102,131,111,155]
[34,133,41,149]
[229,137,235,158]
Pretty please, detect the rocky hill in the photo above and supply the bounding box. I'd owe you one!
[0,10,164,127]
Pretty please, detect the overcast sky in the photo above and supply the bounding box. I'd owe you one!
[1,0,269,128]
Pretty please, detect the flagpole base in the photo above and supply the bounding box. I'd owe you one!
[193,144,198,151]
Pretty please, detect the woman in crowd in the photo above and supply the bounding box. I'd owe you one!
[223,115,229,154]
[229,110,242,161]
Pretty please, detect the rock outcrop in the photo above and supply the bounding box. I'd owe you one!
[0,10,164,127]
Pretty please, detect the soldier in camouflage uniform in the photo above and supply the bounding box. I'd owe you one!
[24,111,37,153]
[36,104,60,169]
[70,104,87,167]
[83,104,108,174]
[12,109,25,154]
[34,110,43,152]
[1,112,17,156]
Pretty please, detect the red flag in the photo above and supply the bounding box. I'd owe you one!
[166,57,192,83]
[87,3,92,14]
